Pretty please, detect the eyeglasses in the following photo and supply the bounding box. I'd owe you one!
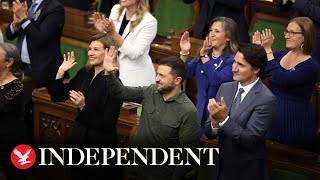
[283,30,303,37]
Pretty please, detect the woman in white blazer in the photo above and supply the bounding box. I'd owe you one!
[93,0,157,86]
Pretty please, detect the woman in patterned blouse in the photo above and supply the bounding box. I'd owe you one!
[0,43,27,179]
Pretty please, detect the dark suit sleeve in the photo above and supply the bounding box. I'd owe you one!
[293,0,320,23]
[219,97,277,149]
[47,68,85,102]
[103,73,145,103]
[278,0,294,11]
[214,0,247,9]
[204,118,219,139]
[5,24,21,40]
[23,4,64,46]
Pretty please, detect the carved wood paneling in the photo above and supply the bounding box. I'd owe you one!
[32,88,139,148]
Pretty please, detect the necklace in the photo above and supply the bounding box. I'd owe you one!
[211,52,221,59]
[212,54,219,59]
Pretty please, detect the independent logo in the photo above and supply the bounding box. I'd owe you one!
[11,144,36,169]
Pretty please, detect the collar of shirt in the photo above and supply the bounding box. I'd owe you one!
[156,90,185,104]
[32,0,44,9]
[236,78,259,102]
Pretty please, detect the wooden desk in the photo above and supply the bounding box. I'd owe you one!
[32,88,139,147]
[32,86,320,179]
[200,136,320,179]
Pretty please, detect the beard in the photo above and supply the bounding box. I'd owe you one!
[156,82,175,94]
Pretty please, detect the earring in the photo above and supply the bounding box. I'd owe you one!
[300,43,304,50]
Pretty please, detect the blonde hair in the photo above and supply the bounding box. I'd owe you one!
[117,0,150,32]
[210,17,239,55]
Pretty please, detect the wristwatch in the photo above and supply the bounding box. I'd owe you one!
[200,54,209,58]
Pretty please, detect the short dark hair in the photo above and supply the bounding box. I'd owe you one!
[238,43,268,76]
[157,56,186,81]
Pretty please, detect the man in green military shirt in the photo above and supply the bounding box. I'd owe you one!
[102,46,200,180]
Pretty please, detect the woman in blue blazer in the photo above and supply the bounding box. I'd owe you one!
[180,17,239,135]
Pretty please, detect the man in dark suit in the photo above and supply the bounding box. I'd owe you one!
[205,43,277,180]
[183,0,249,43]
[6,0,64,87]
[6,0,64,143]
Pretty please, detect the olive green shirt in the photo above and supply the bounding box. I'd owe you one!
[103,73,200,148]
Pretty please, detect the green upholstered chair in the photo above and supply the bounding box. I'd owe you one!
[153,0,198,37]
[3,30,17,45]
[249,13,289,52]
[271,169,313,180]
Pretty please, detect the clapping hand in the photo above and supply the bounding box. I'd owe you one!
[69,90,85,110]
[180,31,191,53]
[12,0,27,26]
[103,46,119,73]
[200,36,212,56]
[93,12,108,33]
[207,97,228,124]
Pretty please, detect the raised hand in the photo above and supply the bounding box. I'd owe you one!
[93,12,107,33]
[180,31,191,53]
[261,29,274,50]
[55,51,77,79]
[59,51,77,72]
[252,30,262,45]
[200,36,212,56]
[103,46,119,73]
[69,90,85,110]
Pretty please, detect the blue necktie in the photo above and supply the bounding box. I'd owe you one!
[230,88,244,115]
[28,2,38,19]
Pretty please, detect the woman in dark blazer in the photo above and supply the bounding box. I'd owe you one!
[47,34,123,179]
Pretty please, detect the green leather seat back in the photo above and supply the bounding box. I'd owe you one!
[154,0,194,37]
[251,19,287,52]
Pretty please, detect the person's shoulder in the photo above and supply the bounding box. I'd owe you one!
[48,0,64,9]
[72,67,90,79]
[143,11,157,22]
[221,53,235,64]
[257,81,276,102]
[11,79,23,90]
[220,81,236,89]
[4,79,23,101]
[180,93,197,111]
[274,50,289,60]
[110,4,121,15]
